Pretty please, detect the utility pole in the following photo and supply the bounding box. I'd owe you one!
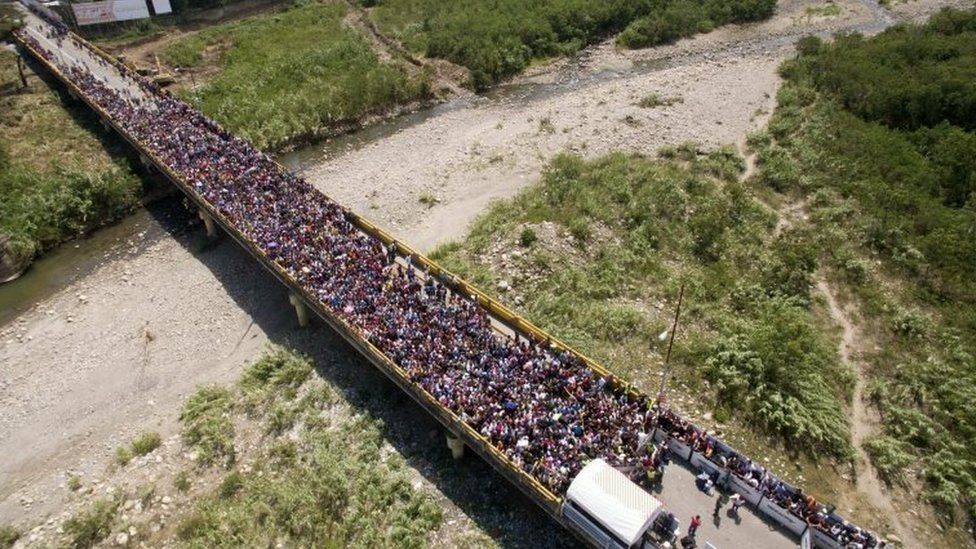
[16,55,28,88]
[656,282,685,405]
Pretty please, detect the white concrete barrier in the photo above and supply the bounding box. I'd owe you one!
[726,474,764,506]
[758,499,808,536]
[811,526,845,549]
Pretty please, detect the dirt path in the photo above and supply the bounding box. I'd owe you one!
[815,278,923,548]
[340,1,469,99]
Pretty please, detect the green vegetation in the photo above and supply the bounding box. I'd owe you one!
[804,2,841,18]
[0,524,19,549]
[177,347,443,547]
[166,2,427,150]
[67,474,83,492]
[63,498,119,549]
[131,431,163,456]
[174,469,192,493]
[617,0,776,49]
[0,3,24,42]
[754,8,976,523]
[115,446,133,466]
[180,385,236,467]
[0,49,142,274]
[638,92,683,108]
[431,147,853,457]
[367,0,776,89]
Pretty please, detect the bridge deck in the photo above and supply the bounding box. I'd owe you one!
[16,9,799,548]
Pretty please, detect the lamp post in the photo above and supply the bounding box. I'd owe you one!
[656,282,685,405]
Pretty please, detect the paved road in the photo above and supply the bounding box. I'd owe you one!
[655,460,797,548]
[17,8,800,548]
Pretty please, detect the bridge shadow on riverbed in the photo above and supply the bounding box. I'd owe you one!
[146,200,581,548]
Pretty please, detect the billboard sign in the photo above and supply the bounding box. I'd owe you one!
[73,0,151,25]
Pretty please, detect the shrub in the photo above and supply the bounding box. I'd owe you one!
[174,470,192,493]
[864,436,915,484]
[638,93,682,108]
[67,475,83,492]
[0,524,19,549]
[180,385,236,467]
[63,498,119,549]
[892,308,927,339]
[218,471,244,499]
[115,446,133,466]
[519,227,538,247]
[131,431,162,456]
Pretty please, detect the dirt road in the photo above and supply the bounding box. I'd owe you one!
[1,0,968,544]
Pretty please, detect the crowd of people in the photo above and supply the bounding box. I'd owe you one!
[656,410,887,548]
[16,6,886,545]
[17,13,659,495]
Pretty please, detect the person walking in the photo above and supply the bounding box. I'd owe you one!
[730,493,745,516]
[713,491,728,518]
[689,514,702,537]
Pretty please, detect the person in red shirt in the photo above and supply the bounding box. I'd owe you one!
[689,515,702,537]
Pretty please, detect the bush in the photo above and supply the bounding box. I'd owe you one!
[618,0,775,49]
[180,385,236,467]
[218,471,244,499]
[174,470,192,493]
[519,227,538,247]
[864,436,915,484]
[131,431,162,456]
[63,498,119,549]
[0,524,19,549]
[67,475,83,492]
[115,446,133,466]
[638,93,682,108]
[706,295,853,457]
[240,346,313,404]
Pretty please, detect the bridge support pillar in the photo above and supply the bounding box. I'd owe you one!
[198,209,217,238]
[289,293,310,328]
[139,154,154,172]
[446,432,465,460]
[100,118,111,131]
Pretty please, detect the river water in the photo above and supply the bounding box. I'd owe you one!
[0,0,896,329]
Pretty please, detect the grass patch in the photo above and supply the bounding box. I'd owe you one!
[115,446,133,466]
[67,474,83,492]
[131,431,162,456]
[804,1,841,17]
[0,50,142,273]
[637,92,683,108]
[180,385,236,467]
[174,470,192,493]
[418,190,438,208]
[63,498,119,549]
[163,34,207,68]
[170,2,427,150]
[0,524,19,549]
[177,347,443,547]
